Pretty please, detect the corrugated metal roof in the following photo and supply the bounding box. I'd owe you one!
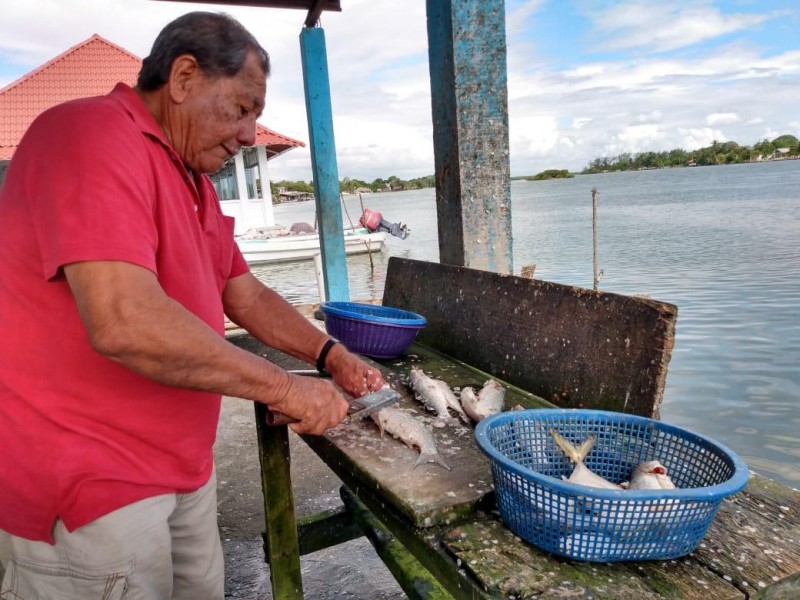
[0,34,304,160]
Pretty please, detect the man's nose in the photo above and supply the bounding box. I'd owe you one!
[238,116,257,147]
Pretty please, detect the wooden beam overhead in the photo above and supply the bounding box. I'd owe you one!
[304,0,328,27]
[150,0,341,15]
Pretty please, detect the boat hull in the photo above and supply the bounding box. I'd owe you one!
[237,230,386,265]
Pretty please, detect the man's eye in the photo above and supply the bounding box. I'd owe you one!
[239,106,250,118]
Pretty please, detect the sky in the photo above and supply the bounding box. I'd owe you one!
[1,0,798,182]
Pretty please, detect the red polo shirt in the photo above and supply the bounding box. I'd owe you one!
[0,84,249,542]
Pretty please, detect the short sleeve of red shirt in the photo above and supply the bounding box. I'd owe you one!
[26,96,161,280]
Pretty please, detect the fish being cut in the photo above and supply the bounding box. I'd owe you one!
[371,406,451,470]
[461,379,505,422]
[551,429,622,490]
[408,367,469,425]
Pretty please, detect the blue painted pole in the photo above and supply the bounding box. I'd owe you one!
[300,27,349,301]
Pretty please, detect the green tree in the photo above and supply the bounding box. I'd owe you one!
[772,134,798,149]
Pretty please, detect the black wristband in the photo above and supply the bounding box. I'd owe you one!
[316,338,338,376]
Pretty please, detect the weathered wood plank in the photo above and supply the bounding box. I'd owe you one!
[339,480,494,600]
[439,474,800,598]
[442,520,742,599]
[340,486,455,600]
[253,404,304,598]
[382,257,678,417]
[294,506,363,557]
[689,473,800,598]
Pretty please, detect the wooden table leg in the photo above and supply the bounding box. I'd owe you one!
[254,403,304,599]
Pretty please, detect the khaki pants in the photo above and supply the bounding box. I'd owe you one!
[0,469,223,600]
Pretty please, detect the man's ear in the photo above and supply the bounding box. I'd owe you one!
[167,54,202,104]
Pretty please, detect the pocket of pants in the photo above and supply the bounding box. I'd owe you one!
[1,556,132,600]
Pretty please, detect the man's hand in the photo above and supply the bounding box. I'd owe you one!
[270,373,349,435]
[324,343,386,398]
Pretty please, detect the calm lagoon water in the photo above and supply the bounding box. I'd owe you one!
[253,160,800,488]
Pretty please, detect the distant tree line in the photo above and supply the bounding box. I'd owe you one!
[526,169,574,181]
[270,174,436,201]
[582,134,800,174]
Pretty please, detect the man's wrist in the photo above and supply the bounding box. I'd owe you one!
[316,338,339,376]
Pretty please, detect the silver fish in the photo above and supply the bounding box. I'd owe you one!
[551,430,622,490]
[371,406,451,470]
[408,367,469,425]
[460,379,505,422]
[553,431,678,493]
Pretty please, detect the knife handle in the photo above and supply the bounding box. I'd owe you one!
[264,369,331,425]
[265,410,297,426]
[265,399,363,427]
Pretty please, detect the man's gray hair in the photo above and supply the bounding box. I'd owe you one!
[137,11,270,91]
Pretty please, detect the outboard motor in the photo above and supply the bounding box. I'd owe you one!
[359,209,410,240]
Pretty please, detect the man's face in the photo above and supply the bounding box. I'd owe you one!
[179,51,267,174]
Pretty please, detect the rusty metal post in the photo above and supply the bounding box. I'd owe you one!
[426,0,512,274]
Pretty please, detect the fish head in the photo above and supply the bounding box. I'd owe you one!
[460,387,478,403]
[635,461,668,476]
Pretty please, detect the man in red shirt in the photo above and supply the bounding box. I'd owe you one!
[0,12,384,599]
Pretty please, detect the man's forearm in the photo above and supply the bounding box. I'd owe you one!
[65,261,292,405]
[224,272,331,366]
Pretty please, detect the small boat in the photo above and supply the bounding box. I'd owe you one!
[236,225,387,265]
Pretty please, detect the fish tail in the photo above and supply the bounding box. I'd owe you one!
[576,435,597,459]
[551,429,596,464]
[415,452,451,471]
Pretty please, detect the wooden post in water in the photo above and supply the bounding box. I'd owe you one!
[592,187,601,290]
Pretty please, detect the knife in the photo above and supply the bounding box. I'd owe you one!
[265,387,400,426]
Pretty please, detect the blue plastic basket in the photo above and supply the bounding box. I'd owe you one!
[321,302,427,359]
[475,409,749,562]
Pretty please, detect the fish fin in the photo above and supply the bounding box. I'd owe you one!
[551,430,596,464]
[551,429,580,463]
[415,452,451,471]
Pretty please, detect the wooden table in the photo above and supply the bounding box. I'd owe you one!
[234,335,800,599]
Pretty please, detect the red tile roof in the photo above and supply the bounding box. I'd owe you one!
[0,34,304,160]
[255,124,305,159]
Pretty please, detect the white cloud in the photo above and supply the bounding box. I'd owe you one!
[706,113,741,126]
[678,127,728,150]
[636,110,662,124]
[616,124,664,146]
[588,0,776,53]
